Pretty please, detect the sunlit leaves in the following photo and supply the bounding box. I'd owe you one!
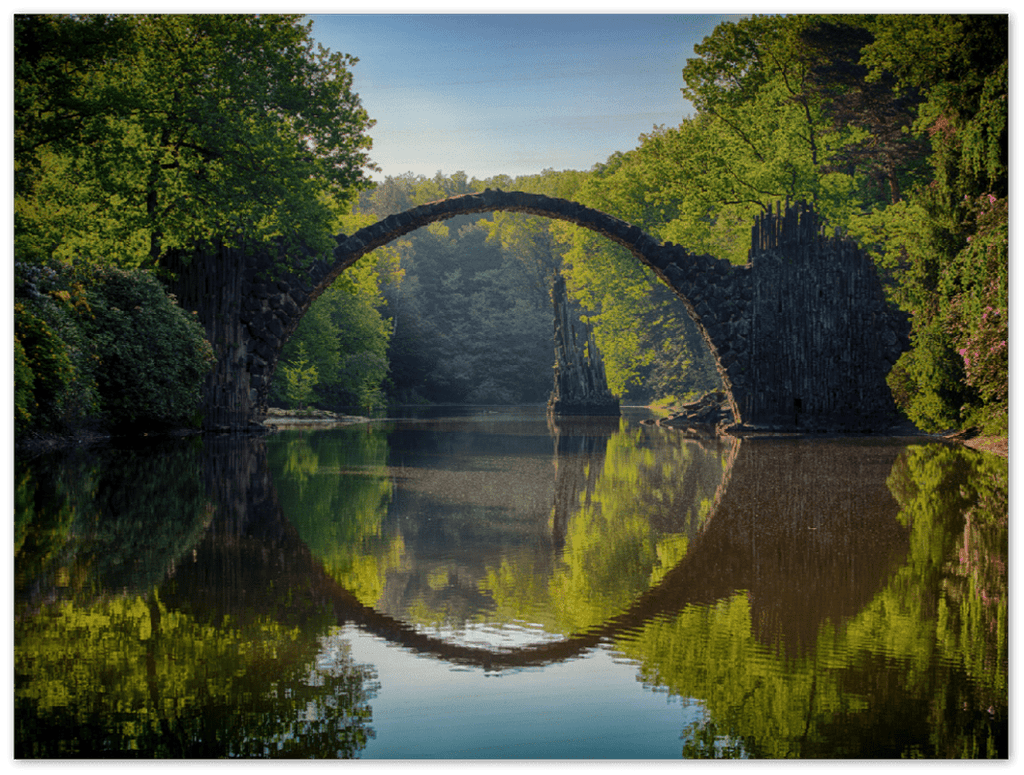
[15,596,376,757]
[15,14,376,268]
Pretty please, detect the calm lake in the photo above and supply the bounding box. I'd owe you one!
[13,406,1008,759]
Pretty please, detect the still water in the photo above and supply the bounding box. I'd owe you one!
[13,407,1008,758]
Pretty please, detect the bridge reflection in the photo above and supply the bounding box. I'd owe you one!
[159,431,912,668]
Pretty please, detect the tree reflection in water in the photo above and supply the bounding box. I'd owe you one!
[624,440,1008,758]
[12,417,1008,759]
[14,437,377,758]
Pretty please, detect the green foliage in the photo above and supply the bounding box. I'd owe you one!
[14,261,214,436]
[14,337,35,435]
[887,321,966,432]
[280,343,319,410]
[271,248,393,411]
[15,14,375,268]
[82,267,215,429]
[14,261,105,433]
[546,162,722,401]
[851,15,1009,430]
[357,174,558,404]
[356,167,719,406]
[14,301,74,431]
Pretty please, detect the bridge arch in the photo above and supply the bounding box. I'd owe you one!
[170,194,909,432]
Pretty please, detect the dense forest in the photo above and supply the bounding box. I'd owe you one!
[14,14,1008,438]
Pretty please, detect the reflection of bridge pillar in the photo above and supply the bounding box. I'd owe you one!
[673,438,912,655]
[547,416,620,551]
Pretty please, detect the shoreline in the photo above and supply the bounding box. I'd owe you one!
[14,407,1006,459]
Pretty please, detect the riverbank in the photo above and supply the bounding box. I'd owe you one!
[262,406,370,429]
[941,429,1008,458]
[14,408,1006,459]
[652,396,1007,459]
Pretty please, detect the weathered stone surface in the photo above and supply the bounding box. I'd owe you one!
[547,275,619,417]
[171,193,909,433]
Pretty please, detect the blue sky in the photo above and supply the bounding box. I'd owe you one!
[308,13,744,181]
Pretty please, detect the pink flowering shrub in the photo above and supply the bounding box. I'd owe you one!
[948,194,1008,414]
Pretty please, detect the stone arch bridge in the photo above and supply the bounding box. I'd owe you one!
[169,191,909,432]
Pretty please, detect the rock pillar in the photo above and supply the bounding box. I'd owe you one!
[547,276,620,417]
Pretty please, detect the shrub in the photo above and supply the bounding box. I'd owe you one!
[82,267,214,430]
[14,336,35,436]
[14,300,74,431]
[888,320,968,432]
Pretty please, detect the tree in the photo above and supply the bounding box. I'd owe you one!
[281,343,319,410]
[852,14,1008,431]
[15,14,376,269]
[680,15,885,239]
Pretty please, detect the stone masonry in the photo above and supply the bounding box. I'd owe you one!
[170,191,909,432]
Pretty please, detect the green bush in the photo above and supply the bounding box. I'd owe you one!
[14,261,214,435]
[14,336,35,436]
[888,320,968,432]
[14,300,74,431]
[83,267,214,430]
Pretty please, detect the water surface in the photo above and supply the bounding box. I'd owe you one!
[13,407,1008,758]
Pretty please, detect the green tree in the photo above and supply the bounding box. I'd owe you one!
[15,14,376,269]
[270,215,395,412]
[852,14,1008,431]
[280,343,319,410]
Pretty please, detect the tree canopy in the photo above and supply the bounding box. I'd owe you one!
[15,14,376,268]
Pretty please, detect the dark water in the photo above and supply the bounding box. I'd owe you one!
[13,407,1008,758]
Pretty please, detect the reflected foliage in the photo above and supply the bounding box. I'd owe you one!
[544,426,727,633]
[267,428,402,606]
[15,440,212,604]
[15,596,376,758]
[269,420,731,637]
[15,437,380,758]
[615,443,1007,758]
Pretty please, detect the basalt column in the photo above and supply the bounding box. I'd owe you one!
[165,243,256,432]
[167,239,333,432]
[743,202,910,430]
[547,275,620,417]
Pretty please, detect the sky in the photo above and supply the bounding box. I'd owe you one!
[308,13,744,182]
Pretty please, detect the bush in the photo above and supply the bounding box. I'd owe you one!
[13,261,214,436]
[14,300,75,432]
[888,320,968,432]
[83,267,214,430]
[14,336,35,436]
